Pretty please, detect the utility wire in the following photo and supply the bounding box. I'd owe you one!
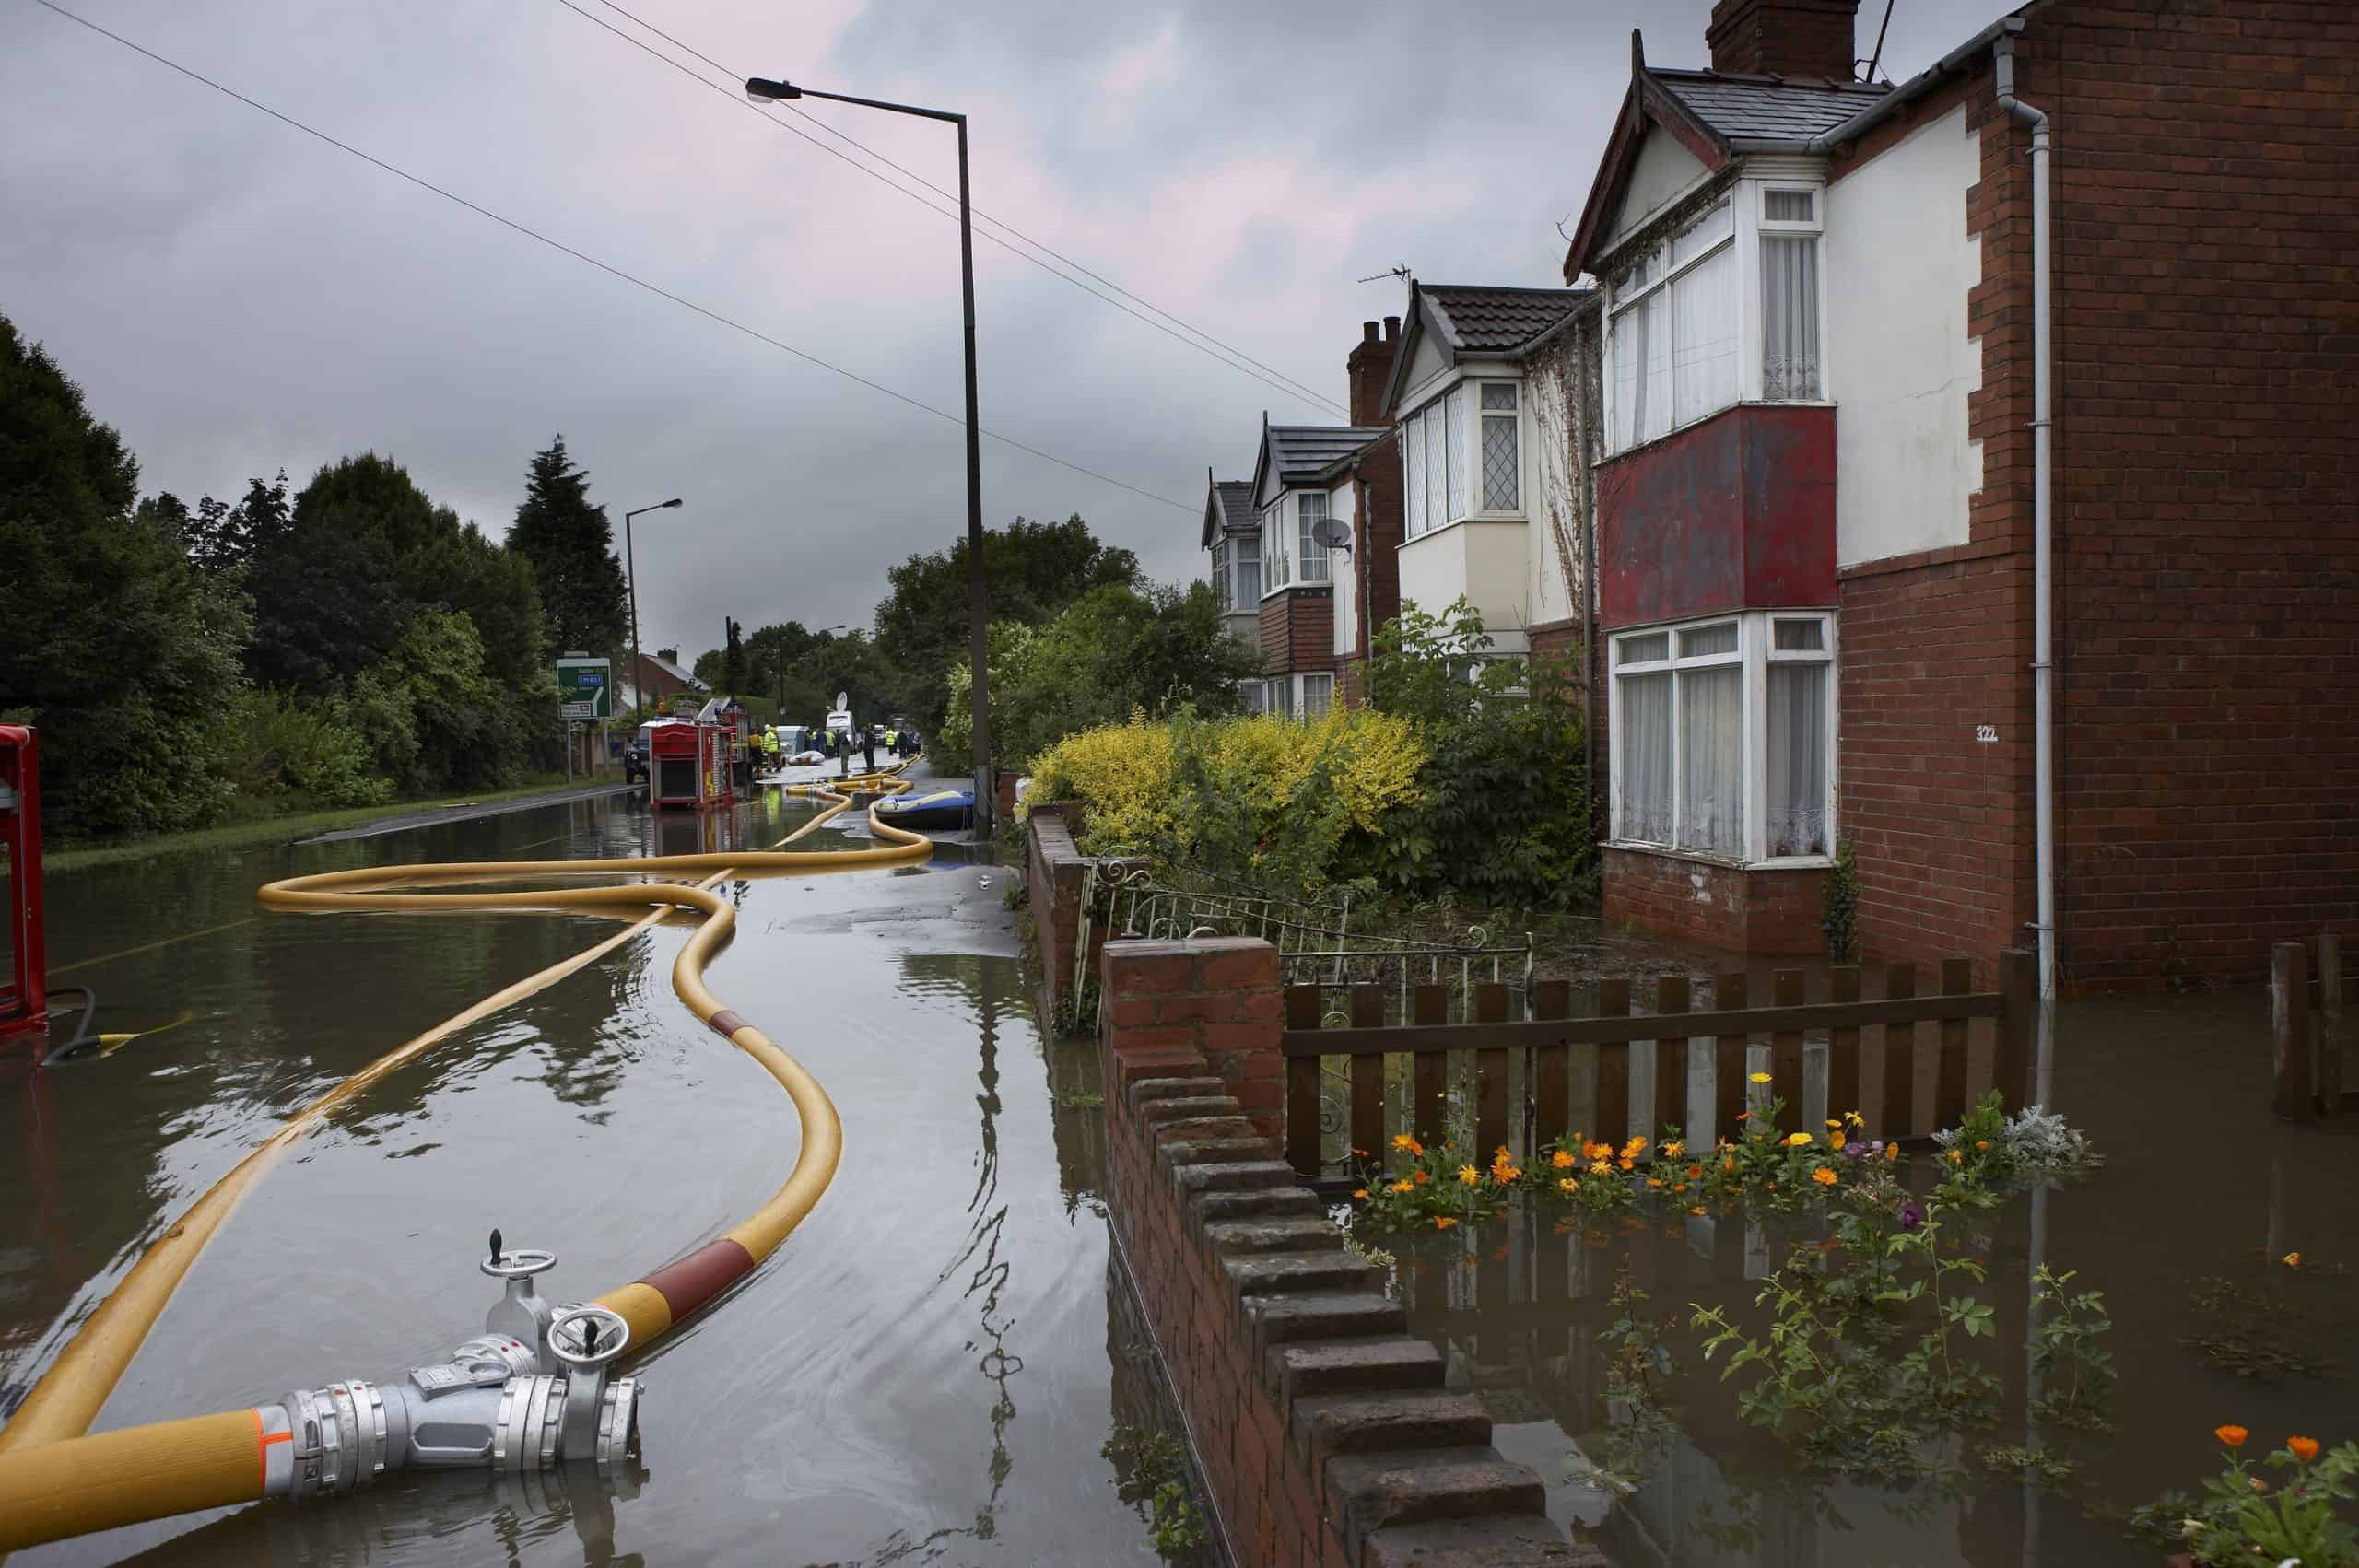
[553,0,1351,420]
[30,0,1197,515]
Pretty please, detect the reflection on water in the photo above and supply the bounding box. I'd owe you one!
[1388,989,2359,1566]
[0,784,1167,1564]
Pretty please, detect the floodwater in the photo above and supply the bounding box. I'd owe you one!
[1,780,1189,1565]
[1375,988,2359,1566]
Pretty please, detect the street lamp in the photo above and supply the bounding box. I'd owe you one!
[745,75,992,837]
[623,497,683,718]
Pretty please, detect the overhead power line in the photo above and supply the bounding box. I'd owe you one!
[29,0,1198,516]
[553,0,1351,421]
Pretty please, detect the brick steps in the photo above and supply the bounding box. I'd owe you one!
[1099,934,1582,1567]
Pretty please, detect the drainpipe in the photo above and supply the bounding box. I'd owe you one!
[1994,37,2055,1106]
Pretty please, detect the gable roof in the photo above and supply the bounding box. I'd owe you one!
[1381,280,1592,415]
[1201,474,1257,550]
[1246,415,1391,506]
[1564,14,2028,282]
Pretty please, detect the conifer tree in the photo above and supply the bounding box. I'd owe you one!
[509,436,627,658]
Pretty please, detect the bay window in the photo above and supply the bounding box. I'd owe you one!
[1299,673,1333,720]
[1610,611,1836,863]
[1603,178,1826,454]
[1402,379,1520,538]
[1211,534,1262,611]
[1297,492,1331,583]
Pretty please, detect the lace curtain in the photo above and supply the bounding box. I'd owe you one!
[1618,673,1672,844]
[1767,661,1828,855]
[1677,665,1743,854]
[1763,235,1822,400]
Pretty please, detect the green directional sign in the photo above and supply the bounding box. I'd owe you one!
[556,656,612,720]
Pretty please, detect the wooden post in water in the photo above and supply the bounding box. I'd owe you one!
[1532,979,1572,1149]
[2271,941,2314,1123]
[1827,965,1861,1127]
[1412,985,1448,1146]
[1771,971,1804,1134]
[1653,976,1691,1148]
[1995,948,2036,1111]
[1714,972,1748,1142]
[1349,983,1385,1162]
[1474,982,1510,1161]
[1881,962,1917,1141]
[2318,933,2344,1117]
[1596,977,1631,1149]
[1935,958,1972,1129]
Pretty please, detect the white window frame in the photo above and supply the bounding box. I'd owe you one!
[1209,537,1231,612]
[1400,376,1526,539]
[1606,609,1837,866]
[1600,175,1832,457]
[1232,532,1260,605]
[1298,672,1334,720]
[1473,380,1521,515]
[1261,501,1292,594]
[1297,492,1331,584]
[1239,678,1266,714]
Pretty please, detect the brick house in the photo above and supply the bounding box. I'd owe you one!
[1201,473,1265,705]
[1378,281,1595,673]
[1557,0,2358,987]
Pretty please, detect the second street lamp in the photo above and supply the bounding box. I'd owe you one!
[745,74,992,837]
[623,497,683,720]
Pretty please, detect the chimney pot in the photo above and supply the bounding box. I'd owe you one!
[1362,321,1379,344]
[1384,315,1401,341]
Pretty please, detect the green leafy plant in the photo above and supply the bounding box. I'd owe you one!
[1146,1480,1209,1558]
[1981,1444,2078,1487]
[2029,1265,2117,1431]
[1821,838,1860,963]
[2129,1430,2359,1566]
[1052,1086,1104,1109]
[2183,1251,2344,1383]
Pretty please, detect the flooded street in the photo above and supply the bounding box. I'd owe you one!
[2,783,1170,1565]
[1376,988,2359,1567]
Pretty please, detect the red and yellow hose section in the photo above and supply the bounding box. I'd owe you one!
[0,766,928,1551]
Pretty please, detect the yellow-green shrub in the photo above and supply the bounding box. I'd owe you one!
[1025,713,1178,852]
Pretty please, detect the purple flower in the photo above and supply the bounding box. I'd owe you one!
[1896,1201,1925,1232]
[1843,1141,1866,1161]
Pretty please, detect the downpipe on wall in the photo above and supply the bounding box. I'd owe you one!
[1995,34,2056,1107]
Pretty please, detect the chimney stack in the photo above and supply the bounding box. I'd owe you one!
[1706,0,1860,80]
[1347,317,1401,429]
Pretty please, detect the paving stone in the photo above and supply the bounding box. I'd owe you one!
[1243,1291,1406,1361]
[1161,1136,1280,1167]
[1288,1390,1489,1465]
[1170,1160,1297,1196]
[1362,1514,1602,1567]
[1202,1215,1347,1256]
[1325,1445,1548,1549]
[1222,1250,1384,1299]
[1266,1336,1444,1403]
[1126,1075,1225,1115]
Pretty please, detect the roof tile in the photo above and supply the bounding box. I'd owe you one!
[1653,69,1889,144]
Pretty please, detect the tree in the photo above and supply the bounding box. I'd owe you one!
[507,437,626,659]
[873,513,1138,731]
[0,312,248,837]
[721,616,744,702]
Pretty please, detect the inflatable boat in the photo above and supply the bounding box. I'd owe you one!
[872,787,974,833]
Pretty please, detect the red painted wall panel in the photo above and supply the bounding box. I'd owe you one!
[1597,404,1836,629]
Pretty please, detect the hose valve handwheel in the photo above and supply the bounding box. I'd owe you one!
[547,1305,629,1370]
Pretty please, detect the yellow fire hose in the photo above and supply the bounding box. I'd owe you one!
[0,766,933,1550]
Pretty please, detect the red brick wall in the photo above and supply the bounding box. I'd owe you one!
[1260,589,1335,680]
[1601,847,1825,957]
[1706,0,1858,81]
[1351,443,1403,662]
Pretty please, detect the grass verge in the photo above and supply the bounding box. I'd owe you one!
[45,773,616,873]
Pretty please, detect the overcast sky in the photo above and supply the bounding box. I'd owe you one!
[4,0,2001,663]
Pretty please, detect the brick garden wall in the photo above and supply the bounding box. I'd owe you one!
[1600,847,1824,957]
[1097,936,1600,1568]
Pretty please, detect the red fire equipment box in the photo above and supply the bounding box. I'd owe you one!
[0,725,46,1041]
[645,719,734,811]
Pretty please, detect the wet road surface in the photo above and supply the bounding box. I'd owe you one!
[2,781,1169,1565]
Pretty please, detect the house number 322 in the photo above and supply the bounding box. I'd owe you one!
[1975,725,1998,744]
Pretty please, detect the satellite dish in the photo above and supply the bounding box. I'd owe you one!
[835,690,850,711]
[1310,516,1354,553]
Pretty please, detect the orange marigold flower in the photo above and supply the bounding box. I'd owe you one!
[1645,1177,1664,1189]
[1974,1140,1990,1151]
[1828,1131,1847,1151]
[2289,1436,2321,1462]
[1389,1180,1414,1194]
[1584,1141,1614,1162]
[1457,1165,1481,1187]
[1622,1135,1649,1158]
[1688,1204,1707,1216]
[1812,1165,1838,1187]
[1946,1149,1965,1164]
[1495,1165,1522,1184]
[1558,1177,1579,1195]
[1552,1149,1577,1169]
[1736,1110,1751,1122]
[1412,1170,1429,1186]
[1723,1155,1736,1173]
[1353,1148,1370,1159]
[1590,1158,1613,1176]
[1686,1163,1703,1179]
[1884,1143,1901,1162]
[2215,1425,2248,1449]
[1392,1133,1424,1155]
[1433,1216,1458,1231]
[2282,1252,2302,1269]
[1618,1157,1636,1172]
[1661,1141,1685,1159]
[1353,1188,1369,1199]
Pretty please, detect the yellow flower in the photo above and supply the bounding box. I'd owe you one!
[1843,1110,1865,1128]
[1621,1136,1649,1159]
[1584,1141,1614,1163]
[1660,1141,1684,1159]
[1885,1143,1900,1162]
[1552,1149,1577,1169]
[1645,1177,1664,1189]
[1812,1166,1838,1187]
[1433,1215,1458,1231]
[1494,1165,1523,1184]
[1392,1132,1424,1155]
[1589,1159,1613,1176]
[1457,1165,1481,1187]
[1825,1119,1843,1129]
[1946,1149,1964,1164]
[1352,1188,1369,1199]
[1388,1179,1414,1194]
[2290,1436,2321,1462]
[1786,1132,1813,1147]
[1558,1177,1579,1195]
[1828,1131,1846,1151]
[2282,1252,2302,1269]
[1688,1204,1707,1216]
[1748,1071,1773,1084]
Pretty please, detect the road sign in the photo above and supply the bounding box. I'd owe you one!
[557,657,612,720]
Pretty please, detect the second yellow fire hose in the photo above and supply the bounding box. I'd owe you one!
[0,767,934,1551]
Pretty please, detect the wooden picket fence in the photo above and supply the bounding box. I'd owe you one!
[1282,949,2036,1179]
[2270,933,2353,1122]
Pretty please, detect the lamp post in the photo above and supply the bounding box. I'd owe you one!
[745,75,992,837]
[623,497,683,719]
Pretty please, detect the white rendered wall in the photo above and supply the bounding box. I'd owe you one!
[1825,104,1983,568]
[1329,478,1359,658]
[1526,347,1581,630]
[1602,128,1708,247]
[1398,520,1530,652]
